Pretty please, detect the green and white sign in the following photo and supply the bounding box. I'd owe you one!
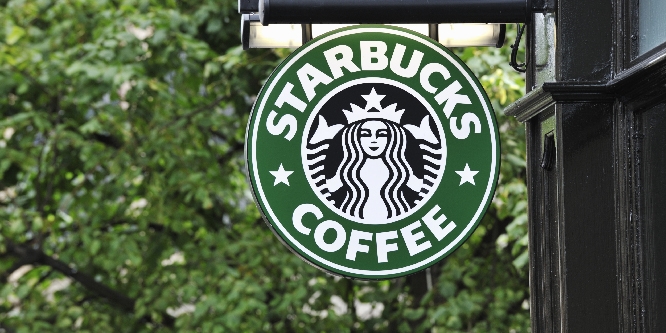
[246,26,499,279]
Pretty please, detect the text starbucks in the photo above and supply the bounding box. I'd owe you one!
[266,40,483,142]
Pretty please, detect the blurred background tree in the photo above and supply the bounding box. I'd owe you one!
[0,0,527,332]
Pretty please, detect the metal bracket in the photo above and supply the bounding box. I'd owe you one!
[540,133,555,170]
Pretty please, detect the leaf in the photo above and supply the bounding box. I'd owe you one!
[403,308,425,321]
[90,239,101,255]
[6,26,26,45]
[152,29,168,44]
[506,153,527,168]
[512,251,529,269]
[79,119,103,134]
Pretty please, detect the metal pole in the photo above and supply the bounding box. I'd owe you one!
[259,0,529,25]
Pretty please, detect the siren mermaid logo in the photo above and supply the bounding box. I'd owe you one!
[303,82,446,224]
[246,26,499,279]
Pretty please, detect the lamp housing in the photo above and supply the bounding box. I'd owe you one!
[242,15,506,50]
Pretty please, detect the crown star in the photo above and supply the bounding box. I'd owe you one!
[362,88,386,111]
[342,88,405,124]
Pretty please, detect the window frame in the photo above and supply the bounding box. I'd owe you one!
[624,0,666,67]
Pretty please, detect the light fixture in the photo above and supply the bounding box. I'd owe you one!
[437,24,505,47]
[242,14,505,50]
[241,15,305,49]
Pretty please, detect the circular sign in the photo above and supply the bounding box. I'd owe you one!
[246,26,499,279]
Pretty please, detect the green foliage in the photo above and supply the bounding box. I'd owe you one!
[0,1,528,331]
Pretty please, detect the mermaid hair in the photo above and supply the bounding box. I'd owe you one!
[381,121,412,218]
[337,122,368,218]
[335,120,413,219]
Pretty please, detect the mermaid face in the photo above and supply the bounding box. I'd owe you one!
[359,120,389,158]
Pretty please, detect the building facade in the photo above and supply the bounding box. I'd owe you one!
[505,0,666,331]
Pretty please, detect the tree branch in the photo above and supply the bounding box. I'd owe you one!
[0,251,41,283]
[89,133,124,149]
[3,240,175,328]
[4,240,134,311]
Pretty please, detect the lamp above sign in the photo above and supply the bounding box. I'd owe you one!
[241,14,506,50]
[245,25,500,279]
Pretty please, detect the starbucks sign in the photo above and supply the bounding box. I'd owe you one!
[246,26,499,279]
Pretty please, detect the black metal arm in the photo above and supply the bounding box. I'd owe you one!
[240,0,531,24]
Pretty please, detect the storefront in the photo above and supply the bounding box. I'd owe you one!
[505,0,666,331]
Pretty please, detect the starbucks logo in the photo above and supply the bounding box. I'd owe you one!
[246,26,499,279]
[303,81,445,224]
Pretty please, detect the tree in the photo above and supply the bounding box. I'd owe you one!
[0,1,528,332]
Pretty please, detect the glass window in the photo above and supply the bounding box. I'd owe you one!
[638,0,666,56]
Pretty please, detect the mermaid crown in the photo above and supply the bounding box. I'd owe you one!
[343,88,404,124]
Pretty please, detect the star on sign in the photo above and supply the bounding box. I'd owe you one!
[270,164,294,186]
[362,88,386,111]
[455,163,479,186]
